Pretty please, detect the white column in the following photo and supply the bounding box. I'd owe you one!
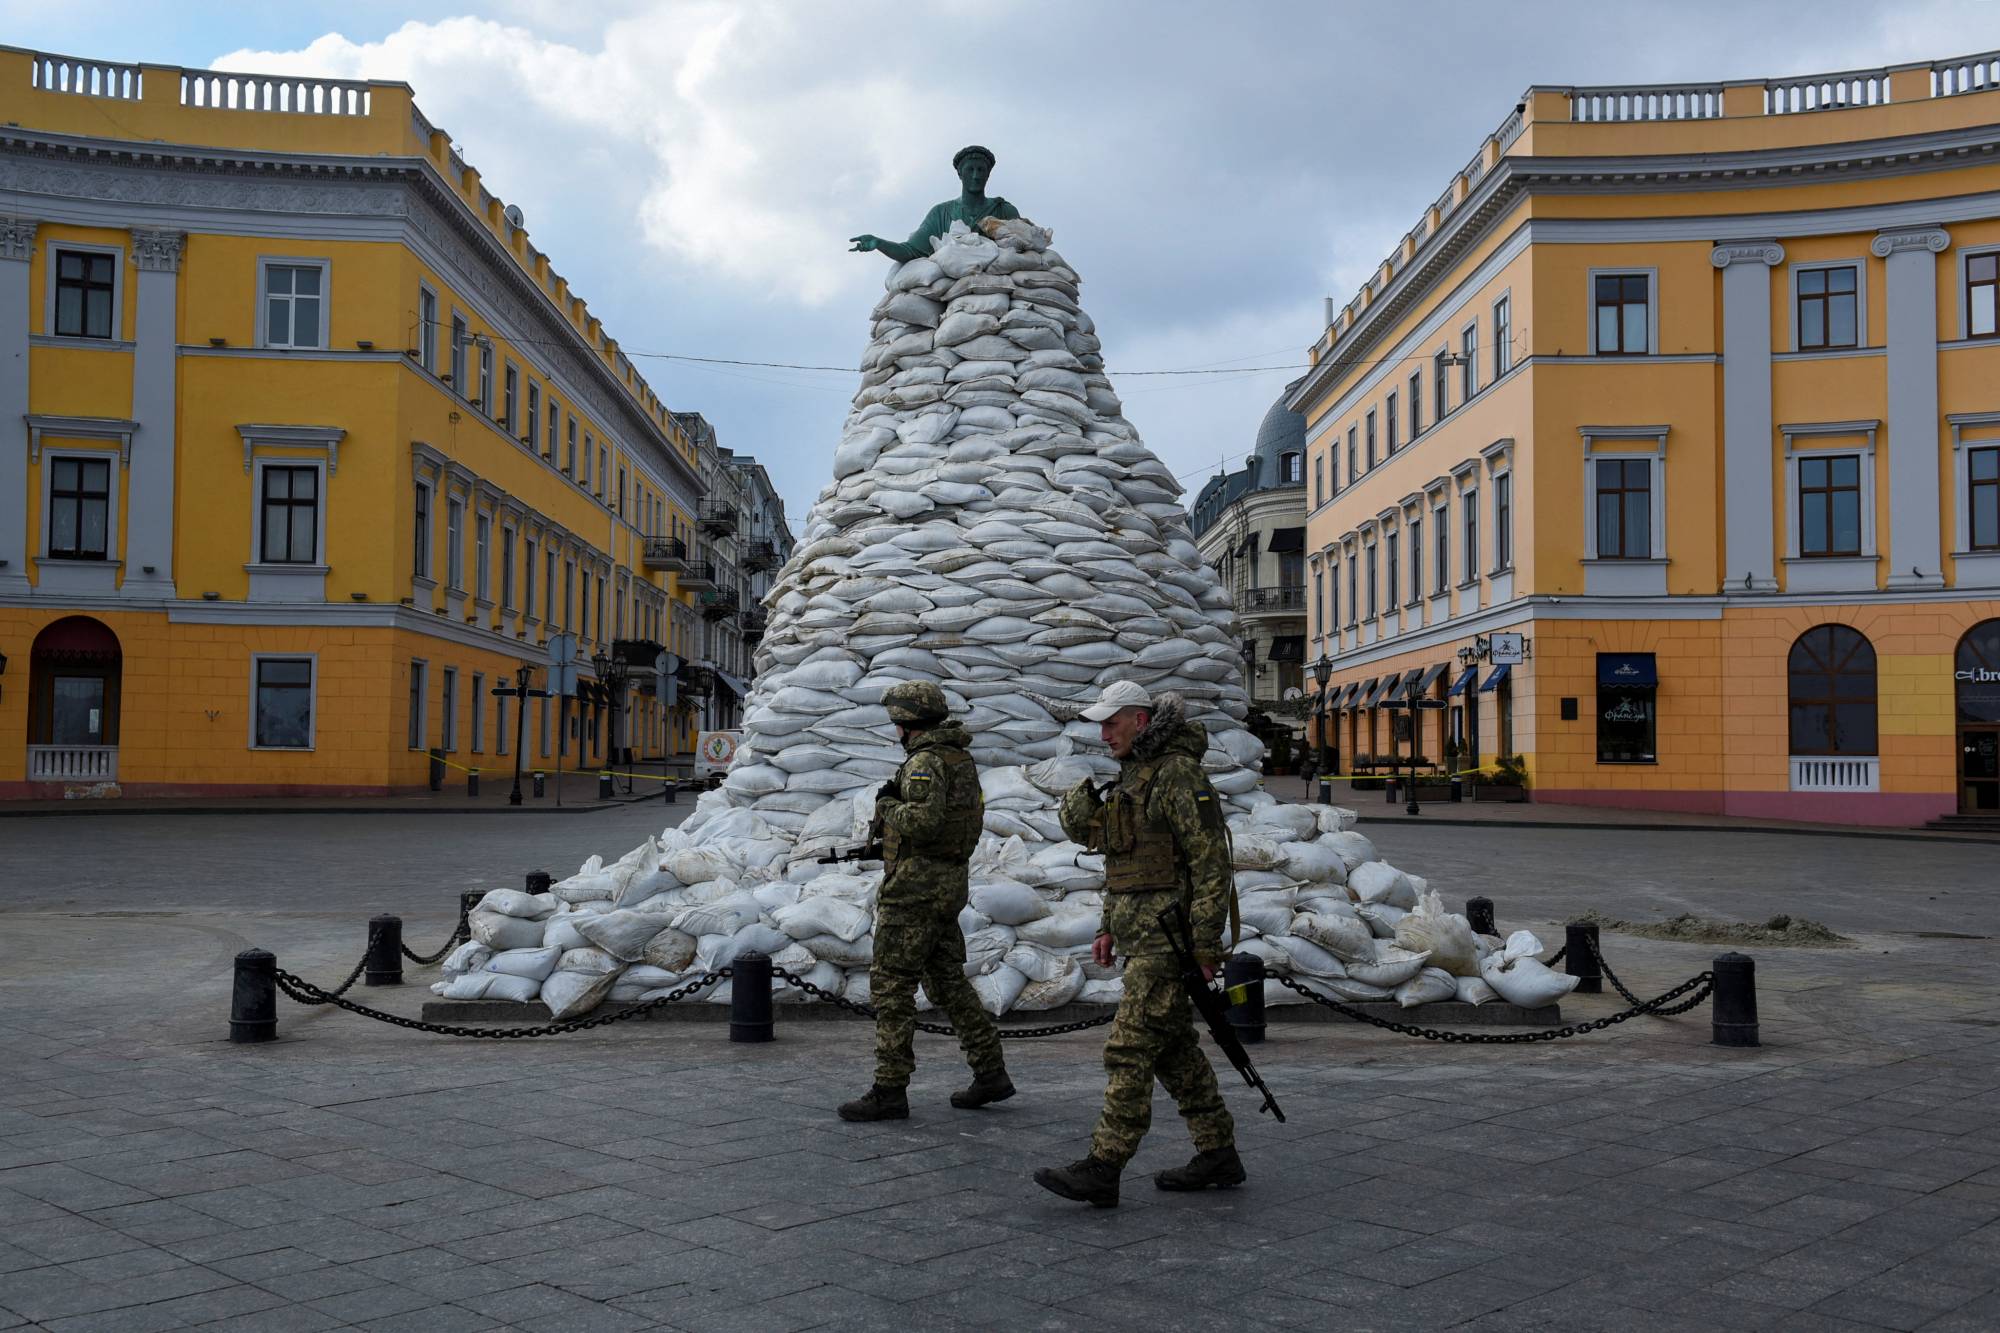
[1872,226,1949,591]
[125,229,185,598]
[1712,242,1784,593]
[0,220,36,596]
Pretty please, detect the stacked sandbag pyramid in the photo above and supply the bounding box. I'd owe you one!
[435,218,1552,1019]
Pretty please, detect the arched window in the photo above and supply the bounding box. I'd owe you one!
[1788,624,1877,755]
[1280,451,1302,484]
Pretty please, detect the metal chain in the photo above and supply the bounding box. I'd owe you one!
[768,966,1117,1040]
[1545,944,1567,968]
[1582,933,1646,1008]
[270,967,731,1038]
[401,906,471,966]
[1269,969,1714,1044]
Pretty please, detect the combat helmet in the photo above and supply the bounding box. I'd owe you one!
[882,680,950,725]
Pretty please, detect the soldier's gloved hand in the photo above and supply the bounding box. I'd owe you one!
[876,780,899,805]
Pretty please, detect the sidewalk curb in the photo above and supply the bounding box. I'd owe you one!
[0,803,632,819]
[1351,813,2000,846]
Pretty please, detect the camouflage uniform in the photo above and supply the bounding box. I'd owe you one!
[869,688,1004,1089]
[1058,697,1236,1169]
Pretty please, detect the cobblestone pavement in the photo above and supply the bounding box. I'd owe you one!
[2,808,1997,1331]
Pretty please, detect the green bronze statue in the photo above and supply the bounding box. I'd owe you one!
[850,145,1020,263]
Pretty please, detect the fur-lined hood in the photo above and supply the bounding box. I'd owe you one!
[1130,691,1207,765]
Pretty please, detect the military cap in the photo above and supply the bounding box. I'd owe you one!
[1080,679,1153,722]
[882,680,950,724]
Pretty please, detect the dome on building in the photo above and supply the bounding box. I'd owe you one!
[1250,380,1307,488]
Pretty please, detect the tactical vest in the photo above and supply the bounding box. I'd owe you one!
[882,746,984,871]
[1101,758,1185,894]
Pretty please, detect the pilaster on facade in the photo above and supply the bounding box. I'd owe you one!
[1713,241,1785,595]
[1873,225,1950,591]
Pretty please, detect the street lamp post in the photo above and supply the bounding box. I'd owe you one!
[490,666,552,806]
[1311,653,1334,805]
[590,651,633,794]
[1402,682,1422,818]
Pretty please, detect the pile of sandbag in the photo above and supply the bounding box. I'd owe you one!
[431,214,1498,1019]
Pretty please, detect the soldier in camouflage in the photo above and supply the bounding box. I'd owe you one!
[1034,681,1242,1207]
[838,680,1014,1122]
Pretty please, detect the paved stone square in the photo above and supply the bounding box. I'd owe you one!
[3,807,1998,1331]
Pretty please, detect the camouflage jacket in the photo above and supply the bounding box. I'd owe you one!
[1058,701,1233,964]
[873,723,983,909]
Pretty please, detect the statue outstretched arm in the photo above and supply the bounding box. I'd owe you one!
[850,204,948,263]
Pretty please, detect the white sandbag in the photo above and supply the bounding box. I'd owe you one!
[1394,967,1459,1008]
[1078,978,1125,1005]
[433,971,542,1003]
[775,961,845,1005]
[1502,929,1546,963]
[1343,943,1432,989]
[468,909,545,952]
[1012,911,1101,949]
[971,879,1050,926]
[555,947,623,976]
[1249,805,1319,841]
[1269,934,1347,977]
[641,929,698,972]
[1454,974,1500,1006]
[797,933,873,968]
[705,922,793,972]
[1002,943,1062,983]
[1394,892,1482,977]
[970,964,1029,1015]
[771,897,872,943]
[1278,841,1346,885]
[670,895,759,938]
[1234,869,1294,895]
[1230,833,1284,870]
[475,888,551,919]
[666,847,737,886]
[1314,805,1359,834]
[1230,936,1294,971]
[963,924,1016,975]
[485,946,561,982]
[1290,910,1376,961]
[1479,953,1579,1009]
[843,972,873,1006]
[440,941,491,976]
[1319,831,1379,874]
[1357,904,1407,939]
[1238,893,1297,937]
[1016,957,1086,1010]
[1349,861,1419,909]
[1314,975,1396,1002]
[542,913,590,952]
[575,909,677,962]
[541,968,619,1019]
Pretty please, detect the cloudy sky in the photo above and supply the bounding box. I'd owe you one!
[11,1,2000,525]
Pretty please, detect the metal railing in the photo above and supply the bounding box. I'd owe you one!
[27,745,118,782]
[678,560,716,589]
[1238,585,1307,613]
[641,536,688,571]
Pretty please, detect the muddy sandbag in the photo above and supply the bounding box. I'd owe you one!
[485,946,561,982]
[575,908,678,962]
[641,928,699,972]
[1394,966,1458,1008]
[1290,910,1375,962]
[1349,861,1419,909]
[541,968,619,1019]
[1454,974,1499,1005]
[469,908,545,952]
[1479,952,1579,1008]
[1344,942,1431,989]
[432,971,541,1003]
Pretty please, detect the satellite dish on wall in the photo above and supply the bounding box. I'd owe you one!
[1283,687,1303,701]
[503,204,525,229]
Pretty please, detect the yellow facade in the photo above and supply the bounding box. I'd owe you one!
[1296,52,2000,824]
[1,46,712,797]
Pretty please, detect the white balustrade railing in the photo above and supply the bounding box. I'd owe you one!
[30,53,142,100]
[1789,755,1879,793]
[1766,70,1893,114]
[1569,84,1723,122]
[27,745,119,783]
[178,71,373,115]
[1933,51,2000,97]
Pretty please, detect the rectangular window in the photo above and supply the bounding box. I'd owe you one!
[1595,459,1653,559]
[583,436,593,489]
[503,363,519,435]
[1597,654,1657,764]
[1460,325,1478,399]
[596,578,607,642]
[1434,349,1449,419]
[1385,533,1399,612]
[1463,488,1479,580]
[1313,569,1324,637]
[471,673,485,753]
[263,263,325,349]
[618,466,627,517]
[450,315,468,394]
[408,661,426,749]
[1408,518,1423,604]
[1798,266,1858,350]
[1493,296,1512,378]
[566,417,578,476]
[1434,504,1449,593]
[580,569,591,641]
[564,560,575,631]
[47,456,111,560]
[475,512,491,601]
[524,537,537,615]
[547,401,560,460]
[418,286,437,370]
[1973,447,2000,551]
[1386,392,1399,454]
[478,341,493,414]
[1408,371,1423,438]
[501,526,516,608]
[1798,454,1862,558]
[441,668,458,752]
[526,381,540,450]
[1594,273,1650,354]
[1495,473,1513,569]
[545,550,557,624]
[446,497,465,589]
[260,465,318,564]
[413,482,431,579]
[1329,564,1339,632]
[496,687,509,756]
[1346,427,1358,485]
[1968,252,1998,339]
[53,249,115,339]
[1347,555,1357,625]
[253,658,314,749]
[598,445,609,499]
[1314,455,1324,506]
[1365,411,1377,469]
[1366,544,1379,618]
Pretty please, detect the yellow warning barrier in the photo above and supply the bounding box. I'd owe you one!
[429,752,686,786]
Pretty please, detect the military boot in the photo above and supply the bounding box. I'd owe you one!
[1033,1155,1120,1208]
[950,1067,1016,1110]
[837,1085,909,1122]
[1154,1146,1246,1192]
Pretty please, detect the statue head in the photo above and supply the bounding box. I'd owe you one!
[952,144,996,194]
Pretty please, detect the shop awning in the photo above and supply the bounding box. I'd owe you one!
[1268,635,1304,663]
[1266,526,1305,553]
[1347,678,1376,710]
[1447,666,1479,697]
[1329,681,1358,710]
[1364,671,1404,707]
[1408,662,1451,699]
[714,670,748,700]
[1479,663,1513,693]
[1598,652,1658,688]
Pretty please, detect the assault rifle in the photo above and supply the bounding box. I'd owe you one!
[1158,901,1286,1123]
[816,840,884,866]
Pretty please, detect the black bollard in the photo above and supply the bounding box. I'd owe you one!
[1385,776,1399,805]
[365,915,404,986]
[1563,923,1602,994]
[1223,953,1266,1045]
[229,949,278,1043]
[467,767,480,798]
[663,778,676,805]
[525,870,552,894]
[1711,953,1760,1047]
[1318,777,1332,806]
[532,770,545,798]
[730,951,774,1043]
[1450,776,1463,803]
[1465,896,1497,937]
[598,770,613,800]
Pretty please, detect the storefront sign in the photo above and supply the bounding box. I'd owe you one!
[1490,633,1525,665]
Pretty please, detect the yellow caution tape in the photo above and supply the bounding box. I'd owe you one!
[428,752,689,785]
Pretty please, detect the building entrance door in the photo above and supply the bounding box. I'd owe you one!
[1962,729,2000,814]
[1956,619,2000,815]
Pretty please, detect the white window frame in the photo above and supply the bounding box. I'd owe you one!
[1948,412,2000,587]
[1492,292,1513,378]
[446,495,466,591]
[1581,430,1668,562]
[1587,267,1659,357]
[250,457,328,567]
[477,340,493,415]
[441,667,458,753]
[1957,245,2000,341]
[43,239,125,342]
[502,361,519,435]
[408,659,428,751]
[1433,347,1450,420]
[256,257,331,350]
[1385,391,1400,454]
[248,652,318,752]
[501,523,517,610]
[496,686,510,756]
[471,672,485,753]
[449,312,469,396]
[1459,321,1479,400]
[39,446,120,562]
[1788,259,1868,353]
[417,282,438,371]
[525,381,540,450]
[1432,496,1451,595]
[475,509,492,603]
[412,479,435,583]
[1484,439,1515,574]
[1781,421,1879,595]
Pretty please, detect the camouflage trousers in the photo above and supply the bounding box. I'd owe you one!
[871,898,1004,1089]
[1090,955,1235,1168]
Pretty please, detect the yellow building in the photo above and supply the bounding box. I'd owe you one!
[0,46,713,797]
[1295,51,2000,826]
